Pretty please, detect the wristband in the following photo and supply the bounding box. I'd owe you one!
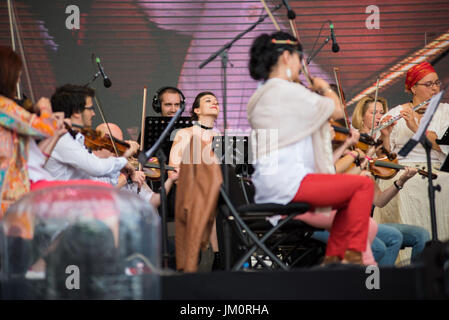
[42,151,51,158]
[393,180,403,190]
[365,156,372,161]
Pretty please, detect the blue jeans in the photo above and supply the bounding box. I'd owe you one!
[312,223,430,266]
[372,224,402,266]
[383,223,430,263]
[311,226,402,266]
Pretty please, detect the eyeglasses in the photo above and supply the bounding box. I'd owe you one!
[415,80,442,88]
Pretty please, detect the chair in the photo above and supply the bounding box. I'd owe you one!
[216,165,325,271]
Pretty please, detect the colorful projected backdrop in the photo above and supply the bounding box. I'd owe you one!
[1,0,448,137]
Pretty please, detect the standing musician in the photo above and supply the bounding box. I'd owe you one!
[44,84,139,184]
[0,46,57,217]
[375,62,449,241]
[247,31,374,265]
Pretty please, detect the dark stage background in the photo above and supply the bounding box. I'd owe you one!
[1,0,448,139]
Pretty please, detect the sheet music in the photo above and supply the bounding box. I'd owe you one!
[411,91,444,142]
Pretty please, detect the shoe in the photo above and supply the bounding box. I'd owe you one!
[321,255,341,265]
[342,250,364,265]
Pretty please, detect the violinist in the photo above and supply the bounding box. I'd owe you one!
[247,31,374,265]
[375,62,449,242]
[44,84,139,183]
[351,95,430,264]
[95,122,179,208]
[0,46,57,217]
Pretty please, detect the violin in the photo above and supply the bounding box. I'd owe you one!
[128,156,176,180]
[81,127,130,156]
[367,157,437,180]
[331,120,381,152]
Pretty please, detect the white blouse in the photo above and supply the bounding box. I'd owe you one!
[252,136,315,205]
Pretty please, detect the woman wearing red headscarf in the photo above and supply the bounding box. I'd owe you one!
[375,61,449,249]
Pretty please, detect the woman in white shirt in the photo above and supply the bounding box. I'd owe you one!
[376,61,449,242]
[247,31,375,265]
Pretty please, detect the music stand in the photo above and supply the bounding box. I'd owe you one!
[138,112,192,268]
[142,116,193,157]
[436,126,449,145]
[212,135,253,167]
[398,88,446,243]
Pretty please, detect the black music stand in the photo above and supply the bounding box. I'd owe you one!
[398,88,446,243]
[212,135,253,166]
[142,116,193,157]
[436,126,449,146]
[138,111,191,268]
[436,126,449,172]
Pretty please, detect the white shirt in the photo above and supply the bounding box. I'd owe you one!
[44,132,128,182]
[252,136,315,205]
[28,139,54,182]
[384,102,449,163]
[123,182,154,203]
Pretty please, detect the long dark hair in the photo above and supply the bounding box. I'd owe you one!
[190,91,217,121]
[0,46,22,99]
[249,31,302,81]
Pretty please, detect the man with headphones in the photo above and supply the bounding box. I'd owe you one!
[152,86,185,117]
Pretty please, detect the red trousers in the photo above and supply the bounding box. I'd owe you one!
[292,173,374,259]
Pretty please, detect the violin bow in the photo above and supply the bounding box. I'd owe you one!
[332,67,350,128]
[93,95,120,156]
[139,86,148,172]
[8,0,35,103]
[369,77,380,137]
[259,0,281,31]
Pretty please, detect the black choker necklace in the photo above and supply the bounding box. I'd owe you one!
[194,122,213,130]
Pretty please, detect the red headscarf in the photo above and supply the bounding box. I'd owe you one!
[405,61,436,92]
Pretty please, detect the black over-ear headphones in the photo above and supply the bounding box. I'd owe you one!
[152,86,186,114]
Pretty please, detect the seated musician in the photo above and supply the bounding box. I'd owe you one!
[247,31,374,265]
[153,86,185,117]
[351,95,430,264]
[44,84,139,184]
[375,62,449,242]
[95,123,178,208]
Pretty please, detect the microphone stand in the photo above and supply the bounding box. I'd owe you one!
[138,105,186,268]
[199,4,281,190]
[84,71,101,88]
[421,135,441,245]
[198,4,281,270]
[306,35,331,65]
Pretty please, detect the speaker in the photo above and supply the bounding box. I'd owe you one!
[152,86,186,114]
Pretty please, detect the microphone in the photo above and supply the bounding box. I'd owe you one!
[282,0,296,20]
[96,57,112,88]
[329,21,340,53]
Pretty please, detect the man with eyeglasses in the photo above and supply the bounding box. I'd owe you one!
[43,84,139,183]
[375,61,449,247]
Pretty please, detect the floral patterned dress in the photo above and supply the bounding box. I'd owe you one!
[0,95,56,217]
